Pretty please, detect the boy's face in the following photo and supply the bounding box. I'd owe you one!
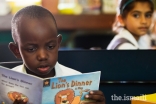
[121,2,153,39]
[11,17,62,76]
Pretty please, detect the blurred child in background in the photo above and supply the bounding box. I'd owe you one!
[107,0,154,50]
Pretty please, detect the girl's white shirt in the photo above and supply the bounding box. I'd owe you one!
[138,34,151,49]
[107,28,139,50]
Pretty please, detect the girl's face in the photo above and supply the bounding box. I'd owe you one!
[121,2,153,40]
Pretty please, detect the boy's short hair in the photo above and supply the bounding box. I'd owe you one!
[11,5,58,43]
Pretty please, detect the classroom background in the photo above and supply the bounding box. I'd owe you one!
[1,1,156,104]
[0,0,155,50]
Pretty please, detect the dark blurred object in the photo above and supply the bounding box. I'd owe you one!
[0,61,23,68]
[151,39,156,49]
[0,43,21,62]
[58,50,156,81]
[73,31,115,49]
[151,39,156,46]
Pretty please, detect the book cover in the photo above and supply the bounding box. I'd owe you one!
[0,66,101,104]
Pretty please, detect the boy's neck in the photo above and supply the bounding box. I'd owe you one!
[25,67,55,78]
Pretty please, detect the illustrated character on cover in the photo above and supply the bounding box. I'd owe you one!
[55,88,90,104]
[7,91,28,102]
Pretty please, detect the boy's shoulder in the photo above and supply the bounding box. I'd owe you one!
[12,64,27,73]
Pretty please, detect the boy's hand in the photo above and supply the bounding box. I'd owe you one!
[13,95,28,104]
[84,90,105,104]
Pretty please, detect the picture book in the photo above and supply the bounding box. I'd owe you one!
[0,65,101,104]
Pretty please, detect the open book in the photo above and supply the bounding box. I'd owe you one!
[0,66,101,104]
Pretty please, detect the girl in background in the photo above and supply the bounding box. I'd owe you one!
[107,0,154,50]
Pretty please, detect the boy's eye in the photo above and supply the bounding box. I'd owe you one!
[47,45,55,50]
[133,14,140,18]
[27,47,36,52]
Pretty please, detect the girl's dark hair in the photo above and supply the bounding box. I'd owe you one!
[120,0,154,18]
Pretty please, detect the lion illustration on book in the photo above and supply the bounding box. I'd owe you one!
[54,88,90,104]
[7,91,28,102]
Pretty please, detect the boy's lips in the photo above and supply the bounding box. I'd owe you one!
[37,65,50,73]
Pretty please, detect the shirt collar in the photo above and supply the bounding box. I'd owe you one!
[21,62,63,77]
[119,29,139,48]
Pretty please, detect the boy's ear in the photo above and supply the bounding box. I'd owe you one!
[117,15,125,27]
[8,42,22,59]
[57,34,62,47]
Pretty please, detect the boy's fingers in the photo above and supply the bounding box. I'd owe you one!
[85,94,105,102]
[13,99,21,104]
[82,103,105,104]
[23,99,28,104]
[13,98,28,104]
[13,97,20,104]
[21,101,27,104]
[89,90,104,95]
[87,90,105,101]
[13,101,27,104]
[13,100,18,104]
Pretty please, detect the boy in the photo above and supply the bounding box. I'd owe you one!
[9,5,105,104]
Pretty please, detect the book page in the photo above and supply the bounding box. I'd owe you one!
[0,66,43,104]
[42,71,101,104]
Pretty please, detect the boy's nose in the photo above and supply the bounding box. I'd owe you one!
[37,49,48,61]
